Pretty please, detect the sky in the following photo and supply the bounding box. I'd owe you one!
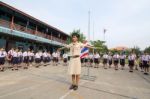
[1,0,150,50]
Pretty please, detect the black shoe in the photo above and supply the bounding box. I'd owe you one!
[73,85,78,90]
[69,85,75,90]
[144,73,148,75]
[129,70,133,72]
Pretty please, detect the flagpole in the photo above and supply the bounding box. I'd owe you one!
[81,11,96,81]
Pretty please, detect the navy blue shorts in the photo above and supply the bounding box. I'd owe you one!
[103,59,107,64]
[24,56,29,63]
[143,61,149,68]
[128,60,134,67]
[12,57,19,64]
[0,57,5,65]
[35,58,41,63]
[120,59,125,66]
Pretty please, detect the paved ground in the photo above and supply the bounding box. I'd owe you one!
[0,63,150,99]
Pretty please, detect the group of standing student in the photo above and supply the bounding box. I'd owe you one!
[0,47,52,71]
[139,52,150,75]
[79,51,150,75]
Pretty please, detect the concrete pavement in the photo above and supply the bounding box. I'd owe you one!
[0,63,150,99]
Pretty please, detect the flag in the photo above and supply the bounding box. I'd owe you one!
[80,47,89,59]
[80,41,89,59]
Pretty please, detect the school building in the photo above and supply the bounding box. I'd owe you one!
[0,1,70,52]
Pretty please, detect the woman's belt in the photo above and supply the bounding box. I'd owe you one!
[70,55,80,58]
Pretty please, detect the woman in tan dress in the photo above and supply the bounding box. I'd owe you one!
[58,33,95,90]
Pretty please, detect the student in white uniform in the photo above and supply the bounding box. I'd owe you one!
[120,53,126,70]
[142,52,150,75]
[103,53,108,69]
[35,51,41,68]
[47,51,51,63]
[7,48,14,64]
[29,50,34,66]
[139,53,144,72]
[108,53,113,68]
[89,53,94,67]
[52,51,58,66]
[128,52,136,72]
[63,52,68,66]
[113,53,120,70]
[18,49,23,67]
[84,55,89,67]
[43,51,48,64]
[38,51,43,63]
[12,48,19,70]
[94,52,100,68]
[58,33,95,90]
[23,49,29,69]
[0,48,7,71]
[57,50,61,64]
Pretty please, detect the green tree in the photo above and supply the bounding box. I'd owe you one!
[90,40,108,54]
[131,46,141,55]
[144,46,150,54]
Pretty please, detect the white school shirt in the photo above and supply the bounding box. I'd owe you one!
[89,54,94,59]
[18,52,23,57]
[43,52,48,57]
[120,55,126,59]
[108,55,112,60]
[52,52,58,58]
[113,54,120,60]
[103,54,108,59]
[35,53,41,58]
[0,51,7,57]
[47,53,51,57]
[23,51,28,57]
[128,54,136,60]
[63,54,68,59]
[38,52,43,57]
[142,55,150,62]
[12,51,18,57]
[8,50,13,55]
[94,54,100,59]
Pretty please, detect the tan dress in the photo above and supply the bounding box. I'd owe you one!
[66,42,85,75]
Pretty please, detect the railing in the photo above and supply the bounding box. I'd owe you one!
[0,19,67,44]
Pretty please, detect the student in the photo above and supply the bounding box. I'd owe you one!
[113,53,120,70]
[84,55,89,67]
[139,53,144,72]
[57,50,61,65]
[120,53,126,70]
[52,51,58,66]
[35,51,41,68]
[23,49,29,69]
[43,51,48,64]
[47,51,51,63]
[12,48,19,70]
[58,33,95,90]
[94,52,100,68]
[128,52,136,72]
[29,50,34,66]
[7,48,14,64]
[80,57,85,67]
[142,52,150,75]
[89,53,94,67]
[18,49,23,67]
[108,53,112,68]
[38,51,43,64]
[63,53,68,66]
[0,48,7,71]
[103,53,108,69]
